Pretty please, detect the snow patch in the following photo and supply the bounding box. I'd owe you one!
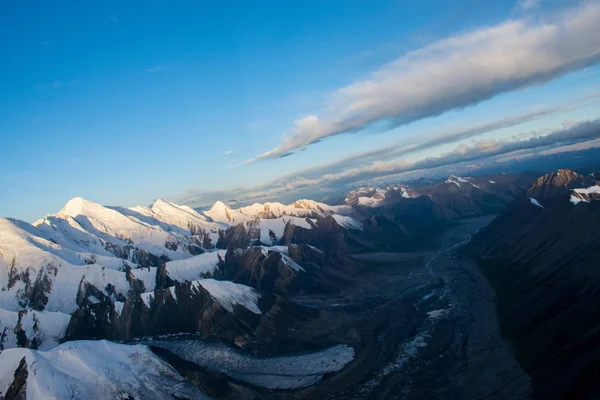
[193,279,262,314]
[87,295,101,304]
[169,286,177,302]
[571,185,600,205]
[357,197,383,207]
[281,254,304,272]
[140,292,153,308]
[165,250,226,282]
[113,301,124,316]
[529,198,545,209]
[427,309,448,319]
[332,215,363,230]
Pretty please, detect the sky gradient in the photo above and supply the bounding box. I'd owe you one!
[2,0,600,221]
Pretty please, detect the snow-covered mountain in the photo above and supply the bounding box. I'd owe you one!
[0,196,362,350]
[0,340,208,399]
[206,199,352,223]
[0,173,539,397]
[343,185,415,207]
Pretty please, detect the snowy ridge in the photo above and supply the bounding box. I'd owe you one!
[0,195,362,352]
[205,198,361,241]
[0,340,207,399]
[205,199,352,225]
[0,217,133,314]
[0,197,231,316]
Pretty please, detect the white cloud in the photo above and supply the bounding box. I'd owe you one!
[178,118,600,207]
[225,150,234,155]
[252,3,600,161]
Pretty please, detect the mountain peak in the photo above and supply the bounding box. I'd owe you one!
[59,197,98,217]
[532,169,582,189]
[151,198,169,207]
[210,200,231,211]
[445,175,470,187]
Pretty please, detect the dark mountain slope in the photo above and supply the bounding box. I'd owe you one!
[466,169,600,399]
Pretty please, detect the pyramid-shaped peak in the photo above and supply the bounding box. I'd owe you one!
[59,197,100,217]
[210,200,231,211]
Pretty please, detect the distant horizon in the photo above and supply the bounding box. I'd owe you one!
[2,0,600,221]
[12,145,600,223]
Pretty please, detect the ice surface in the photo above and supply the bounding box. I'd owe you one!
[148,339,355,389]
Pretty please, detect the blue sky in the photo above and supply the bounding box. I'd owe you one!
[2,0,600,221]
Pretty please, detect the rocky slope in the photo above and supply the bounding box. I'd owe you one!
[466,169,600,399]
[342,172,538,251]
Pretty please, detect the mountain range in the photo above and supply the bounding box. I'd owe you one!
[1,169,597,399]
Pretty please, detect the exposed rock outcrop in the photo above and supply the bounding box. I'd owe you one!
[63,280,318,349]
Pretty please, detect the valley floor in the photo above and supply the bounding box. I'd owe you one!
[153,216,532,399]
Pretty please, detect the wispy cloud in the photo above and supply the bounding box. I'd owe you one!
[178,118,600,207]
[518,0,540,12]
[249,3,600,162]
[145,65,166,73]
[225,150,234,155]
[248,97,598,184]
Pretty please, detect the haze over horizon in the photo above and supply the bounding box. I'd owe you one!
[2,0,600,221]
